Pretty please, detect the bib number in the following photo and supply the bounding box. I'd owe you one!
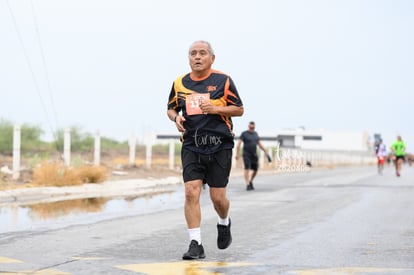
[186,93,210,115]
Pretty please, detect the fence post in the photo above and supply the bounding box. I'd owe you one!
[94,130,101,166]
[259,149,265,168]
[129,133,136,167]
[232,147,237,169]
[12,124,21,180]
[169,140,175,169]
[64,128,71,166]
[145,133,154,169]
[274,142,281,169]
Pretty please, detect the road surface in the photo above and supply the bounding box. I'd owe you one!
[0,166,413,275]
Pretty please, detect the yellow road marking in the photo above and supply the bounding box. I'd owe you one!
[291,267,414,275]
[0,269,71,275]
[0,256,22,263]
[116,261,256,275]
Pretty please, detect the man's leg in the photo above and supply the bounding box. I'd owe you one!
[184,179,203,229]
[210,187,230,219]
[397,158,403,176]
[243,158,252,189]
[210,187,232,249]
[182,179,205,260]
[394,157,398,174]
[248,160,259,190]
[243,169,251,189]
[250,169,258,183]
[377,158,381,173]
[378,158,384,174]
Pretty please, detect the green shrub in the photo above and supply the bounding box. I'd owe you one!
[0,119,14,155]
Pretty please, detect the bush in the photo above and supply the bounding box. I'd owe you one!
[32,162,108,187]
[0,119,14,155]
[55,126,93,152]
[77,165,108,183]
[32,162,81,187]
[101,137,128,151]
[0,118,51,155]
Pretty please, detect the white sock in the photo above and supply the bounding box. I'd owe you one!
[188,227,201,244]
[218,216,229,226]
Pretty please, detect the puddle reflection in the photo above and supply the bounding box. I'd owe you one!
[29,197,108,219]
[0,189,183,233]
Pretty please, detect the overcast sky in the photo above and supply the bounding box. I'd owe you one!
[1,0,413,149]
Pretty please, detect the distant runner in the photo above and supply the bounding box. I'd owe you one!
[390,136,406,177]
[235,121,271,190]
[375,139,387,175]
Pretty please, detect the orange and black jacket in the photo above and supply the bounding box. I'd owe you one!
[167,69,243,154]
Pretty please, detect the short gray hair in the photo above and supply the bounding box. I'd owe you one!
[188,40,215,55]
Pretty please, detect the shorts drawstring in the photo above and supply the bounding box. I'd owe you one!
[198,153,212,163]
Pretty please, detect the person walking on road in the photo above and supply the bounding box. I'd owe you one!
[390,135,406,177]
[375,139,387,175]
[235,121,271,190]
[167,40,244,260]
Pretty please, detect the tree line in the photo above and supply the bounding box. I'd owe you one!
[0,118,128,156]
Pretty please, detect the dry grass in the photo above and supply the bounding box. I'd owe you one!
[77,165,108,183]
[32,162,108,187]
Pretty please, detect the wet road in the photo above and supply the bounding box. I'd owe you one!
[1,166,414,275]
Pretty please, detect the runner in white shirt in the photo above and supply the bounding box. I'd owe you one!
[376,139,387,174]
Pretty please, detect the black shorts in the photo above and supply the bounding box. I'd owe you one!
[181,148,232,188]
[243,155,258,171]
[396,155,405,161]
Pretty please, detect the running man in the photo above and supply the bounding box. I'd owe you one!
[376,139,387,175]
[390,135,406,177]
[167,40,244,260]
[235,121,271,190]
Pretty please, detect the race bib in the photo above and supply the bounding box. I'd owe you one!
[186,93,210,115]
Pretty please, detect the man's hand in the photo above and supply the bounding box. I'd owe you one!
[199,100,216,115]
[267,154,272,163]
[175,115,186,132]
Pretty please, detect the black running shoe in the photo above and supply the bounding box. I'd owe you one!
[246,184,252,191]
[249,181,255,190]
[182,240,205,260]
[217,218,232,249]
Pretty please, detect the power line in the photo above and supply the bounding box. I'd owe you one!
[29,0,59,132]
[5,0,60,150]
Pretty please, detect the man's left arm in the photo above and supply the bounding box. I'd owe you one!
[258,140,272,162]
[199,103,244,117]
[199,76,244,117]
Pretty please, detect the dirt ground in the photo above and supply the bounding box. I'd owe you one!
[0,151,266,190]
[0,152,181,188]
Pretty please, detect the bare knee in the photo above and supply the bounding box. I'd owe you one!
[211,195,224,207]
[185,181,201,204]
[210,191,228,209]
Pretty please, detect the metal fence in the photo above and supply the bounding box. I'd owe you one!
[4,126,376,180]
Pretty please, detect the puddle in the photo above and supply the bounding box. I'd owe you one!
[0,188,184,234]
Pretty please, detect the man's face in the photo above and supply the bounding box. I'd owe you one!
[248,123,255,131]
[189,42,215,74]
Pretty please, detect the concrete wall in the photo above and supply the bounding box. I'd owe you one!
[291,130,370,151]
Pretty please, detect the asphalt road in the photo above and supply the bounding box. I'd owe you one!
[0,165,413,275]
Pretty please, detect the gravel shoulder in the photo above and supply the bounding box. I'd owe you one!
[0,165,318,207]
